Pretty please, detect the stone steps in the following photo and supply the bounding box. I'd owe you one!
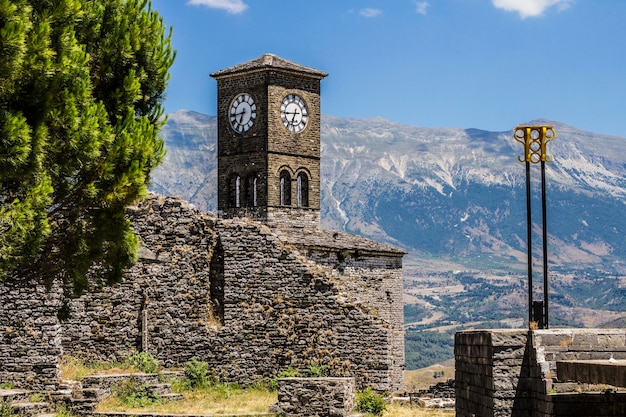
[0,389,31,403]
[1,373,185,417]
[0,389,52,417]
[71,373,184,413]
[8,401,53,417]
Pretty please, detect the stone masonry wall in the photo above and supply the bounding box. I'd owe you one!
[455,329,530,417]
[266,207,320,229]
[303,250,405,390]
[0,279,63,391]
[272,377,356,417]
[62,196,219,363]
[455,329,626,417]
[60,195,404,392]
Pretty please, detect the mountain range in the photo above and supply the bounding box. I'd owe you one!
[153,111,626,272]
[151,110,626,338]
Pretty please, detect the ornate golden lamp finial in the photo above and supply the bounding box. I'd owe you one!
[514,125,556,164]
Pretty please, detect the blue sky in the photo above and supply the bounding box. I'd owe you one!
[151,0,626,137]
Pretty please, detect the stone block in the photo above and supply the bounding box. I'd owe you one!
[273,377,355,417]
[557,360,626,387]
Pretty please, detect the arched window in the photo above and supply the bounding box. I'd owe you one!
[246,174,257,207]
[297,172,309,207]
[280,170,291,206]
[253,176,258,207]
[235,176,241,208]
[229,175,241,208]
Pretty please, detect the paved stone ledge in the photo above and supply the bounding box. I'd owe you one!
[556,359,626,387]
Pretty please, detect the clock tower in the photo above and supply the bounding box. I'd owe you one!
[211,54,327,228]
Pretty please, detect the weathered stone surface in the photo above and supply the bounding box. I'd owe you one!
[456,329,626,417]
[0,280,63,391]
[272,377,356,417]
[556,359,626,387]
[1,195,405,394]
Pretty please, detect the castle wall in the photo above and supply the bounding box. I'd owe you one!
[304,249,405,390]
[0,279,63,391]
[57,196,404,392]
[61,196,219,364]
[209,219,404,391]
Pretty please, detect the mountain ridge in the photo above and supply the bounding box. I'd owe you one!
[153,110,626,273]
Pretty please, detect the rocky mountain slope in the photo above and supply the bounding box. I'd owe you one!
[153,111,626,272]
[152,110,626,335]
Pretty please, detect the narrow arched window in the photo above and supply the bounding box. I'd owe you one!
[235,176,241,208]
[245,174,257,207]
[280,170,291,206]
[229,175,241,208]
[253,177,258,207]
[297,172,309,207]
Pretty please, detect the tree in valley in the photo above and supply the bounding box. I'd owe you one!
[0,0,175,293]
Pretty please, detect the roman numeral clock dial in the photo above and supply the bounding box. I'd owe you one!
[229,93,256,133]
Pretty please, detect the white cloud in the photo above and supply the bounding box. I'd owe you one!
[359,8,382,18]
[414,1,429,15]
[186,0,248,14]
[492,0,573,18]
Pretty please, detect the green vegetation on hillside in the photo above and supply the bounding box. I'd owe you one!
[404,304,430,323]
[405,330,454,370]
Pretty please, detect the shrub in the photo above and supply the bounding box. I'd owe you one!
[355,387,386,416]
[126,350,160,374]
[0,382,14,389]
[211,382,242,400]
[29,393,44,402]
[266,366,300,391]
[305,361,329,377]
[184,358,215,389]
[54,404,75,417]
[115,377,161,408]
[0,403,16,417]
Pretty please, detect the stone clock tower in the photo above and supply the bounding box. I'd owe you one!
[211,54,327,228]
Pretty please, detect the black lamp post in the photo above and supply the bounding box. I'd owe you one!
[514,126,556,329]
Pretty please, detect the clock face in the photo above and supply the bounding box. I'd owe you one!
[280,94,308,133]
[229,93,256,133]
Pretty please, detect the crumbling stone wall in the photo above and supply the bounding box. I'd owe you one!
[0,279,63,391]
[59,195,405,392]
[61,196,219,363]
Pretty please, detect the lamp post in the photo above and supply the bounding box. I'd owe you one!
[514,125,555,329]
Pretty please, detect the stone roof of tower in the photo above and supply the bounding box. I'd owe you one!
[210,53,328,79]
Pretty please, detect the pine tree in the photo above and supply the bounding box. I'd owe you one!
[0,0,175,293]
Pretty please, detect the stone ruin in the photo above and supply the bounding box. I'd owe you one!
[456,328,626,417]
[0,194,405,394]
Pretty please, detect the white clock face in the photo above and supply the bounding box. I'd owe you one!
[280,94,308,133]
[229,93,256,133]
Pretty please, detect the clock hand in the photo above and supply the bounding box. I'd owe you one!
[285,112,298,123]
[236,107,246,123]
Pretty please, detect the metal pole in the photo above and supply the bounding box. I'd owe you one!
[526,160,533,327]
[541,160,549,328]
[515,125,555,329]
